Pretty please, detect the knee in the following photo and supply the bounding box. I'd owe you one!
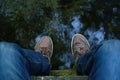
[95,40,120,59]
[0,42,19,51]
[0,42,21,58]
[0,42,8,48]
[103,39,120,48]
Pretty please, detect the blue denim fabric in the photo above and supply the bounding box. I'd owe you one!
[0,42,51,80]
[76,39,120,80]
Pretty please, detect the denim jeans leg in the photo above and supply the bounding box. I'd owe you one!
[76,40,120,80]
[22,49,51,76]
[76,52,94,75]
[88,40,120,80]
[0,42,31,80]
[0,42,51,80]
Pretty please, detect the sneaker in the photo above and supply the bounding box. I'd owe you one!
[71,34,90,62]
[34,36,53,61]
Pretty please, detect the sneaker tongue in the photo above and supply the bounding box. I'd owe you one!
[40,44,49,47]
[40,39,50,47]
[74,42,87,54]
[74,46,82,54]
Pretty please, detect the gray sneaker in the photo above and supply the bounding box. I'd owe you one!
[71,34,90,62]
[34,36,53,61]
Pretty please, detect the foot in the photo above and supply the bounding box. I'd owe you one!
[34,36,53,61]
[71,34,90,62]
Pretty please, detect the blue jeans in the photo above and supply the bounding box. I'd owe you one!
[76,39,120,80]
[0,42,51,80]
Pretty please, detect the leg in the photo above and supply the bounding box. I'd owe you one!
[0,42,30,80]
[22,49,51,76]
[72,34,120,80]
[71,34,92,75]
[0,42,51,80]
[88,40,120,80]
[76,40,120,80]
[76,52,94,75]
